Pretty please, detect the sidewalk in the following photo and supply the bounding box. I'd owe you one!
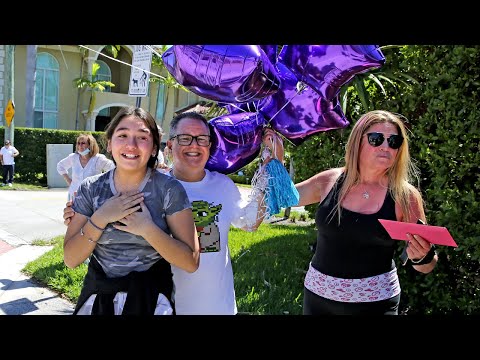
[0,188,75,315]
[0,244,75,315]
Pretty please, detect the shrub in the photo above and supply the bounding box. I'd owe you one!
[289,45,480,314]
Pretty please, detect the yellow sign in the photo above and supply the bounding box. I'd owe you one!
[4,99,15,127]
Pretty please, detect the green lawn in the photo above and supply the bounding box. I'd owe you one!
[23,222,316,314]
[231,223,315,315]
[0,182,47,191]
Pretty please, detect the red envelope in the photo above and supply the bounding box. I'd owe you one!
[378,219,458,247]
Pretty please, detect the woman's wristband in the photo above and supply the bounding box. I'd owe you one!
[80,225,97,243]
[79,218,105,244]
[88,217,106,231]
[410,245,436,265]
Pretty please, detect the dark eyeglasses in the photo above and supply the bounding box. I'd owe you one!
[77,141,88,145]
[170,134,211,147]
[365,132,404,150]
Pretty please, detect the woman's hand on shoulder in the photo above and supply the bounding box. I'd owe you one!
[63,199,75,226]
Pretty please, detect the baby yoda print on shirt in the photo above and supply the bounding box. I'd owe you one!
[192,200,222,253]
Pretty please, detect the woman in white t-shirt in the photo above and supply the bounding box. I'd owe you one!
[57,134,115,200]
[156,124,171,174]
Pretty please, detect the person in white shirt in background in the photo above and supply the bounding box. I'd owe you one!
[0,139,19,187]
[57,134,115,201]
[156,125,170,174]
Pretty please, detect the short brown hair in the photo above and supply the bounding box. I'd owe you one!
[76,134,99,157]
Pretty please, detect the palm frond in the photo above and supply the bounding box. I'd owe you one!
[339,87,349,114]
[353,77,370,112]
[204,102,228,119]
[375,74,397,87]
[104,45,121,58]
[73,78,90,88]
[91,62,100,77]
[367,74,387,95]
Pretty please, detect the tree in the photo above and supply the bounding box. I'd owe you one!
[339,45,419,115]
[73,61,115,122]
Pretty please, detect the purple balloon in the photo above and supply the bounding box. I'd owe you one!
[260,45,279,64]
[206,112,266,174]
[278,45,385,100]
[219,46,279,114]
[222,98,269,115]
[162,45,281,103]
[260,63,349,145]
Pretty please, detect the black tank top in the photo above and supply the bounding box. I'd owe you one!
[311,173,397,279]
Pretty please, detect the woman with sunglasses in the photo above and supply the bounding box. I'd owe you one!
[286,110,438,314]
[57,133,115,201]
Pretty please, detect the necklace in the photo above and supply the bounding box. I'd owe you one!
[360,183,370,199]
[362,189,370,199]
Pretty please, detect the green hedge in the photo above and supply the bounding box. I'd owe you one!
[290,45,480,314]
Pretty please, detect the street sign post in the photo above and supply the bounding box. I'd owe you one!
[4,99,15,127]
[128,45,153,105]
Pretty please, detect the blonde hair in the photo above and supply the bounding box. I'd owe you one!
[333,110,423,224]
[76,133,99,157]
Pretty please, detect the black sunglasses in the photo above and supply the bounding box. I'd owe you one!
[365,132,404,149]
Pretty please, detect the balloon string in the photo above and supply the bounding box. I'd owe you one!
[227,100,262,114]
[228,103,246,113]
[262,82,307,147]
[266,84,304,123]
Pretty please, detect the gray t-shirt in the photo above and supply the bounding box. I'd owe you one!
[73,168,191,278]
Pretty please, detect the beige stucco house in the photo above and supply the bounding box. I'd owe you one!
[0,45,205,142]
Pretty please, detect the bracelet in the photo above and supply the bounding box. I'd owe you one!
[410,245,436,265]
[79,225,98,243]
[88,217,106,231]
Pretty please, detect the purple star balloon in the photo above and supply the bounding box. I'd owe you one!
[260,45,280,65]
[260,63,349,145]
[206,112,267,174]
[162,45,281,103]
[278,45,385,101]
[221,98,270,115]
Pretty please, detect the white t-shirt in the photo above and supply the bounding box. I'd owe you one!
[0,146,18,165]
[157,150,165,165]
[57,152,115,200]
[169,169,245,315]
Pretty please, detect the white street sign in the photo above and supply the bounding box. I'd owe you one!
[128,45,153,97]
